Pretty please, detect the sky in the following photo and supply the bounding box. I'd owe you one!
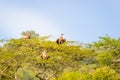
[0,0,120,43]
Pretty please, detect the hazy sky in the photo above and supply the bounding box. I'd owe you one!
[0,0,120,43]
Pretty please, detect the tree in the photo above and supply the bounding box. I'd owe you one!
[0,33,120,80]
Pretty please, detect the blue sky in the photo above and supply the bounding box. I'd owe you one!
[0,0,120,43]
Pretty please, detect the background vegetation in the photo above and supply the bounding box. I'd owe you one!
[0,31,120,80]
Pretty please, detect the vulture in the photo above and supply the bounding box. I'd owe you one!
[40,49,49,59]
[56,34,66,44]
[22,34,31,39]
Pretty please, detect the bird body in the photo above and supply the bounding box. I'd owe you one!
[22,34,31,39]
[56,34,66,44]
[40,49,49,59]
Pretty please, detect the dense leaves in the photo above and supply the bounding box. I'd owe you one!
[0,34,120,80]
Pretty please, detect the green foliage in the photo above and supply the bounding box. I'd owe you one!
[55,71,80,80]
[96,51,113,66]
[91,66,118,80]
[16,68,39,80]
[54,66,118,80]
[91,35,120,56]
[0,33,120,80]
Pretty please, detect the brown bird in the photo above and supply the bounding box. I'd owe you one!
[22,34,31,39]
[40,49,49,59]
[56,33,66,44]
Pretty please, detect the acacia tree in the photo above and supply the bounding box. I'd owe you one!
[0,32,119,80]
[0,33,86,80]
[89,36,120,75]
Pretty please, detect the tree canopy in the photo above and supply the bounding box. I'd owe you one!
[0,31,120,80]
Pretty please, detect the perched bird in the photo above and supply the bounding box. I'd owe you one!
[56,34,66,44]
[22,34,31,39]
[40,49,49,59]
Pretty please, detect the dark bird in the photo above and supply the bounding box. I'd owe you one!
[56,33,66,44]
